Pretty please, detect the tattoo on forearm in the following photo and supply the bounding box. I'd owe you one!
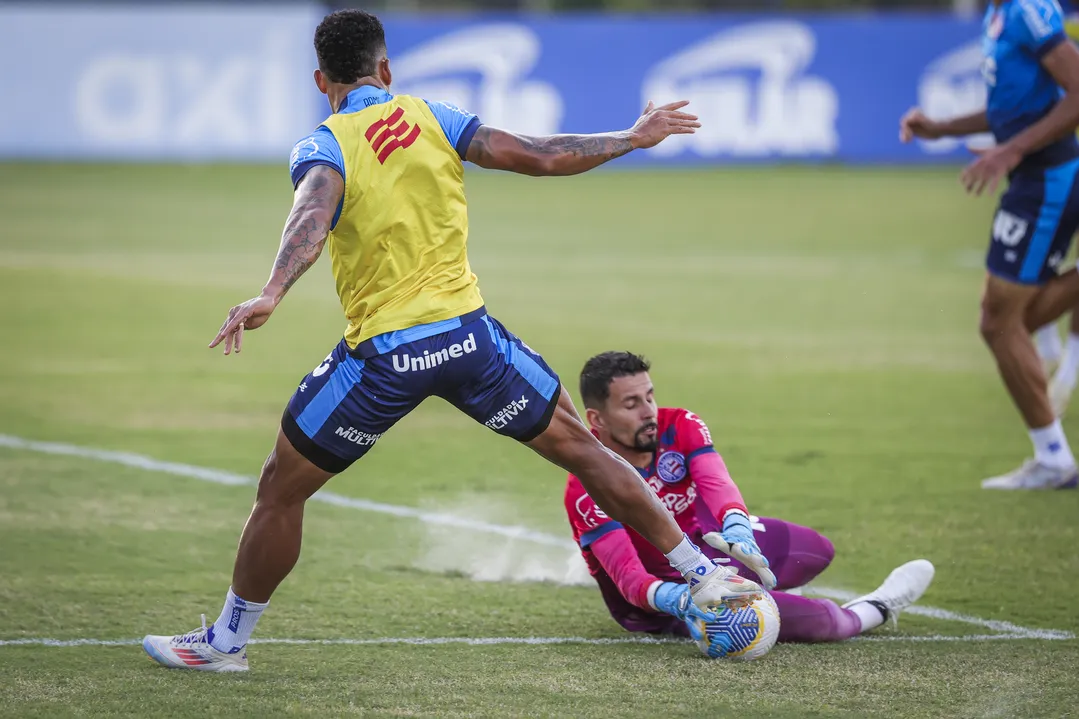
[268,167,342,295]
[274,215,323,293]
[469,127,633,173]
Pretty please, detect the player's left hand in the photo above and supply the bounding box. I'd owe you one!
[960,144,1022,196]
[652,582,717,642]
[628,100,701,150]
[703,513,778,590]
[209,293,278,355]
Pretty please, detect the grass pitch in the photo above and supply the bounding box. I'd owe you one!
[1,163,1077,717]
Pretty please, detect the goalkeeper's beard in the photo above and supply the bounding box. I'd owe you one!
[618,423,658,453]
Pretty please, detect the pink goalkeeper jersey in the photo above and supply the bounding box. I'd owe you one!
[564,407,747,611]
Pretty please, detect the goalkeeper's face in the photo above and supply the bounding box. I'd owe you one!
[600,373,659,453]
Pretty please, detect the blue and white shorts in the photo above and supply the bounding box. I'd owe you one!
[987,158,1079,285]
[281,307,561,473]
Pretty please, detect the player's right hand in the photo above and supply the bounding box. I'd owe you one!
[209,293,278,355]
[688,562,763,613]
[629,100,701,150]
[899,107,942,142]
[652,582,717,642]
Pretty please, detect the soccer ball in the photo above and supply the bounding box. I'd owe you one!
[693,592,781,661]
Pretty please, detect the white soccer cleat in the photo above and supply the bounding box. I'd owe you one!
[1049,372,1076,419]
[142,615,249,672]
[688,564,763,612]
[842,559,935,630]
[981,459,1078,490]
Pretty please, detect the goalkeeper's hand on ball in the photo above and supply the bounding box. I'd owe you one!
[703,512,778,590]
[652,582,717,642]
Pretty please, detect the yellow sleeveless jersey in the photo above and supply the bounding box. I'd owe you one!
[319,93,484,348]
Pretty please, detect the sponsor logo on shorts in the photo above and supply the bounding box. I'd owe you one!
[392,333,477,373]
[485,395,530,430]
[656,451,687,484]
[334,426,383,446]
[992,210,1028,247]
[312,353,334,377]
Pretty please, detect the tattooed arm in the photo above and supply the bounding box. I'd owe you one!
[208,165,344,355]
[465,100,700,176]
[263,166,343,300]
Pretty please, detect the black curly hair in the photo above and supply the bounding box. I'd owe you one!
[314,9,386,84]
[579,351,652,409]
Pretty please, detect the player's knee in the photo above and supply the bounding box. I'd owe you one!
[777,525,835,587]
[253,450,306,508]
[540,408,608,472]
[807,531,835,575]
[979,298,1014,345]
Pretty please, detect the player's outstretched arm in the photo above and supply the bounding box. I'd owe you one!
[209,165,344,355]
[899,108,989,143]
[465,100,699,176]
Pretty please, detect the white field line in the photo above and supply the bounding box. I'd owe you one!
[0,433,1074,643]
[0,434,569,549]
[0,633,1066,648]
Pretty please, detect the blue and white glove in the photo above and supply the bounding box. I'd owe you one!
[700,628,735,659]
[703,512,777,590]
[652,582,718,642]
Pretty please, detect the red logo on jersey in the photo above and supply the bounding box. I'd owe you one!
[365,107,421,164]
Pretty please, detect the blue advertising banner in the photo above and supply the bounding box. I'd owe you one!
[0,4,324,160]
[380,14,987,165]
[0,8,987,164]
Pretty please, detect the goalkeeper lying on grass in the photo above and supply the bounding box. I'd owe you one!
[563,352,935,655]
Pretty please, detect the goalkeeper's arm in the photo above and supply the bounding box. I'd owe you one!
[589,528,665,612]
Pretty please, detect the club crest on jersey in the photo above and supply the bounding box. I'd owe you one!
[656,451,687,484]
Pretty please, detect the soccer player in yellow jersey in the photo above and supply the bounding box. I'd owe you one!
[142,10,769,672]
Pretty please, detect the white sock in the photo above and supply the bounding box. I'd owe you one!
[206,587,268,654]
[1029,420,1076,469]
[1035,323,1063,364]
[1031,321,1057,360]
[665,534,717,583]
[1055,333,1079,388]
[848,601,886,633]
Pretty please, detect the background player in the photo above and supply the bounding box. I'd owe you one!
[565,352,935,652]
[1033,8,1079,417]
[141,10,761,672]
[900,0,1079,489]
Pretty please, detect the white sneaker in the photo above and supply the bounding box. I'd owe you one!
[143,615,249,672]
[1049,372,1076,418]
[842,559,935,630]
[689,564,763,612]
[981,459,1078,490]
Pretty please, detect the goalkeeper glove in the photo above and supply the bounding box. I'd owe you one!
[703,511,777,590]
[700,627,736,659]
[652,582,717,642]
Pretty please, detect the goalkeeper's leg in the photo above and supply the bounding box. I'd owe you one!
[772,592,865,643]
[697,518,835,591]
